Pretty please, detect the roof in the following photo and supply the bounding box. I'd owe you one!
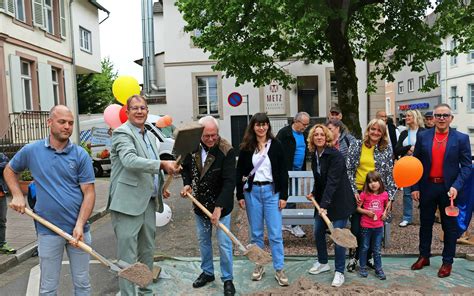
[134,52,165,66]
[89,0,109,14]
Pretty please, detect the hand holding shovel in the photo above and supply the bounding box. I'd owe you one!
[307,195,357,249]
[445,191,459,217]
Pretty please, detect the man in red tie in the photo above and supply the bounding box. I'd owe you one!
[410,103,471,278]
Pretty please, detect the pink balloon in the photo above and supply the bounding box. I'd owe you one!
[104,104,123,129]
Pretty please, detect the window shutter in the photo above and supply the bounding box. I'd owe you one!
[60,0,66,38]
[6,0,14,15]
[63,68,72,105]
[38,63,54,111]
[33,0,44,28]
[0,0,4,12]
[9,55,25,112]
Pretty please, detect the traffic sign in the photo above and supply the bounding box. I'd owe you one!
[228,92,243,107]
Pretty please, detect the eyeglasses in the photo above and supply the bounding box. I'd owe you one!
[255,122,269,128]
[202,134,218,139]
[434,113,451,119]
[298,121,310,127]
[129,106,148,111]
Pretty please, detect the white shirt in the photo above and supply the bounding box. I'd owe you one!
[252,143,273,182]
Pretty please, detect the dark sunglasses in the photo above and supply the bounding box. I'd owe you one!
[434,113,451,119]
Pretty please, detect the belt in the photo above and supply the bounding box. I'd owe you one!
[429,177,444,184]
[253,181,273,186]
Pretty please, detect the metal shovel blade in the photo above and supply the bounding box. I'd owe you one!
[330,228,358,249]
[445,195,459,217]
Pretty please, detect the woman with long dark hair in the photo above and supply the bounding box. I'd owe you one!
[236,113,289,286]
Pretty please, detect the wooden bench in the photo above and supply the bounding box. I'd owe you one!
[281,170,392,248]
[282,171,315,225]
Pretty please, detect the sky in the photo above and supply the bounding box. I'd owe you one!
[98,1,144,83]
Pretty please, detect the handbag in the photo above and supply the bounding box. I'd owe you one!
[243,140,272,191]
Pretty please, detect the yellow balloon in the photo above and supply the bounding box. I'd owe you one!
[112,76,141,105]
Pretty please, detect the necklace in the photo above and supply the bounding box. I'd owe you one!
[434,132,448,149]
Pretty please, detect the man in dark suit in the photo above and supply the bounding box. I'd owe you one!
[410,103,472,278]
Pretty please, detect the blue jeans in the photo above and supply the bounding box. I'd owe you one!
[314,216,347,273]
[359,227,383,271]
[38,231,91,296]
[195,214,233,281]
[402,187,413,223]
[244,184,284,271]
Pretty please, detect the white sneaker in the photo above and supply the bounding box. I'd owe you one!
[309,261,331,275]
[399,220,411,227]
[331,271,345,287]
[282,225,293,232]
[291,225,306,238]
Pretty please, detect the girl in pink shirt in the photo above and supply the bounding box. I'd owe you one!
[357,171,389,279]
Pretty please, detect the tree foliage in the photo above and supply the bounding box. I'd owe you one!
[77,57,118,114]
[176,0,473,137]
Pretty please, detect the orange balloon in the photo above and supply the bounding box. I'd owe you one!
[155,117,166,128]
[393,156,423,188]
[162,115,173,126]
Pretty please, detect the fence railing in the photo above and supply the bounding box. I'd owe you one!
[0,111,49,157]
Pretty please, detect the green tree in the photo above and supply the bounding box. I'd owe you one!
[176,0,473,137]
[77,57,118,114]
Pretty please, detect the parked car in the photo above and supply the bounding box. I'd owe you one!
[80,115,175,177]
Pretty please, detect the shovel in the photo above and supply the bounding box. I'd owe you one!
[23,208,153,288]
[162,123,204,191]
[445,193,459,217]
[309,197,358,249]
[185,192,272,266]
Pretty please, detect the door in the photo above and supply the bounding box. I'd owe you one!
[297,76,319,116]
[230,115,251,155]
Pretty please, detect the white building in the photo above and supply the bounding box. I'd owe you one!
[142,0,371,146]
[440,36,474,152]
[0,0,108,143]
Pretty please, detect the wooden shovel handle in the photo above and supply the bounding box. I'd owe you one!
[309,197,334,232]
[185,192,247,252]
[23,208,111,267]
[162,155,182,192]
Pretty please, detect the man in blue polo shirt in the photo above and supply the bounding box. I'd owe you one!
[4,105,95,295]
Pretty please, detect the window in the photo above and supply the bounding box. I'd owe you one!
[398,81,404,94]
[469,84,474,111]
[52,68,59,105]
[450,40,457,66]
[407,55,413,65]
[450,86,457,111]
[469,50,474,62]
[419,76,426,89]
[385,97,392,115]
[44,0,54,34]
[15,0,25,22]
[79,27,92,53]
[20,60,33,110]
[433,72,440,85]
[197,76,218,116]
[408,78,414,92]
[330,71,338,107]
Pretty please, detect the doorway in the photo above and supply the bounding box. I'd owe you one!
[297,76,319,116]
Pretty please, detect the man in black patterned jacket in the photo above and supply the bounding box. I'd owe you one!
[180,116,236,296]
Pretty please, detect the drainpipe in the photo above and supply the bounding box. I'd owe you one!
[141,0,158,96]
[69,0,80,144]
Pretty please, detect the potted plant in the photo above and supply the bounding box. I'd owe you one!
[19,169,33,195]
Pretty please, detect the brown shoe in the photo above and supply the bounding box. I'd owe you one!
[437,264,452,278]
[411,256,430,270]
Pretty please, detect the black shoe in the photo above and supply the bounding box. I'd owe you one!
[192,272,215,288]
[223,280,236,296]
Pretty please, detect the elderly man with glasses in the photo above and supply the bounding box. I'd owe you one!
[276,111,310,238]
[410,103,471,278]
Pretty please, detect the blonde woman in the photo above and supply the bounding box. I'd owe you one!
[345,119,396,272]
[394,110,425,227]
[306,124,356,287]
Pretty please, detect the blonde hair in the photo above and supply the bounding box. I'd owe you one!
[406,109,424,128]
[363,119,389,150]
[307,124,334,152]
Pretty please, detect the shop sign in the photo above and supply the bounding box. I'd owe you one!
[264,80,286,115]
[398,102,429,111]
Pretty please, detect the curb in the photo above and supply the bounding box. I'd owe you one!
[0,207,109,275]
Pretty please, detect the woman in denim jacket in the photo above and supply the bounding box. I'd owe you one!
[345,118,396,272]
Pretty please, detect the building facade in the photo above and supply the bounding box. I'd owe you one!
[440,36,474,152]
[0,0,107,142]
[144,0,372,146]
